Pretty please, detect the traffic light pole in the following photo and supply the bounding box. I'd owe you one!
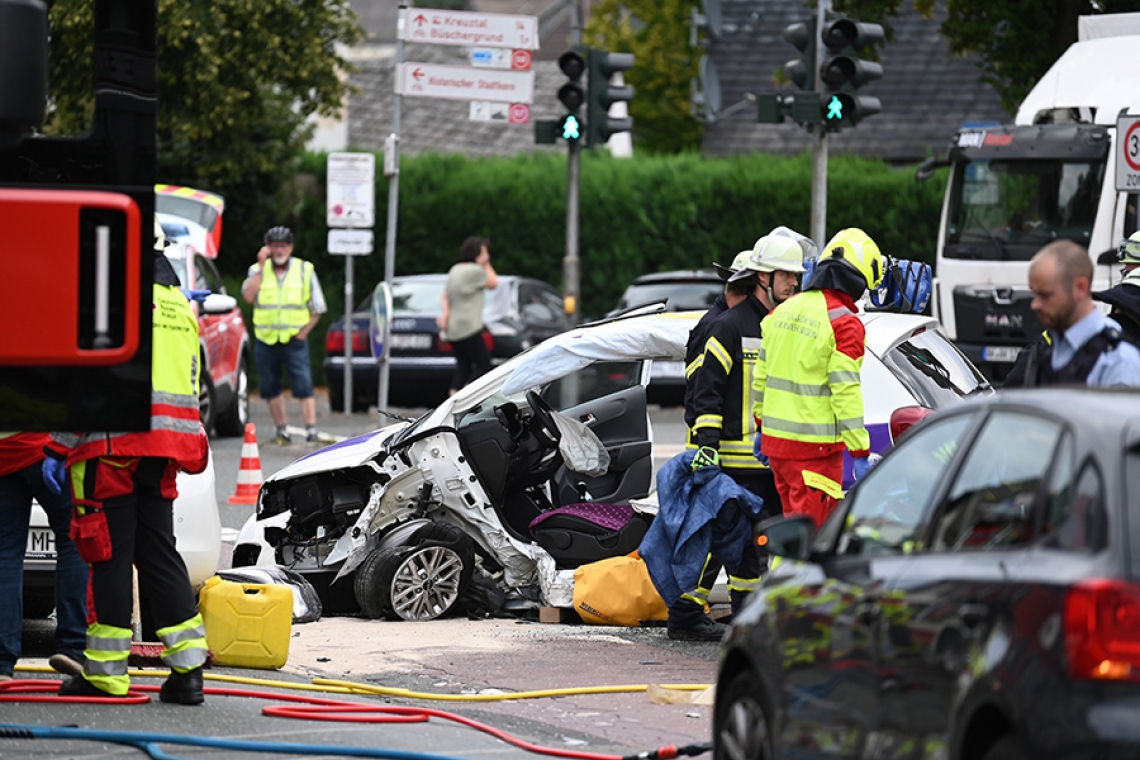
[810,0,830,248]
[565,137,581,327]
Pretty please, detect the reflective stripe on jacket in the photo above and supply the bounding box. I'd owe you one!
[751,289,870,459]
[687,294,770,470]
[49,285,207,470]
[253,258,313,344]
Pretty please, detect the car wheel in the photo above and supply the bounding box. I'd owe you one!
[215,355,250,437]
[981,735,1031,760]
[714,668,772,760]
[354,526,475,621]
[199,358,216,435]
[22,592,55,620]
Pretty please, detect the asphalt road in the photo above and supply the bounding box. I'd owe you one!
[7,390,716,760]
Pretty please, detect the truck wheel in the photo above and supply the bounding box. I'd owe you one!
[215,355,249,437]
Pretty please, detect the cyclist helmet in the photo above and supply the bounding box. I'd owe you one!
[265,226,294,244]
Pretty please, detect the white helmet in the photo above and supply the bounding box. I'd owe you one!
[714,250,755,281]
[154,216,168,253]
[728,227,812,281]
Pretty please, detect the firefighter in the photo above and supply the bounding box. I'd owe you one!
[682,249,752,416]
[751,228,883,528]
[1092,231,1140,347]
[673,230,810,639]
[43,220,210,703]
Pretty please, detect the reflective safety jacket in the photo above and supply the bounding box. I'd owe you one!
[751,288,870,459]
[682,293,728,427]
[49,285,208,471]
[688,294,770,470]
[0,432,50,477]
[253,258,314,345]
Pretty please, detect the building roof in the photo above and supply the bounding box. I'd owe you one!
[699,0,1011,163]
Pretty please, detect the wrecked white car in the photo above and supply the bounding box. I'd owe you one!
[232,308,990,621]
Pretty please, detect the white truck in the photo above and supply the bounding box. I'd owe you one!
[919,15,1140,381]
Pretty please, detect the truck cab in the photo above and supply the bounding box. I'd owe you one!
[923,26,1140,381]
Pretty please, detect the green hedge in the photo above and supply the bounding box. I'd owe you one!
[229,150,948,389]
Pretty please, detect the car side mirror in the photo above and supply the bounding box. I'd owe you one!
[201,293,237,315]
[914,156,948,182]
[1096,248,1119,266]
[754,515,815,561]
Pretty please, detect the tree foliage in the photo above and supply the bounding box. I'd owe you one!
[584,0,704,154]
[836,0,1140,114]
[45,0,363,269]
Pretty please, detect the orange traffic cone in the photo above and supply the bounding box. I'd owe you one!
[228,423,263,505]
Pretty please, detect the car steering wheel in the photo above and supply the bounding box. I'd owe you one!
[525,390,561,449]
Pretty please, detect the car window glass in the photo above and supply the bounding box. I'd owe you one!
[519,284,557,322]
[544,361,643,409]
[378,279,500,317]
[618,280,722,311]
[836,414,973,558]
[932,412,1063,552]
[1044,454,1107,552]
[195,255,222,293]
[542,291,566,324]
[878,328,989,409]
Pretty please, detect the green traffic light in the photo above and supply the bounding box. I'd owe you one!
[827,95,844,121]
[561,114,581,140]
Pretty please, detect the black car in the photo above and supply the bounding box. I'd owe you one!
[715,388,1140,760]
[609,269,725,405]
[324,274,569,410]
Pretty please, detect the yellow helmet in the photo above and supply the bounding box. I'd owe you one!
[819,228,883,290]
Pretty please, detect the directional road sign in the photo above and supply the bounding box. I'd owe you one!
[398,63,534,104]
[327,153,375,228]
[399,8,538,50]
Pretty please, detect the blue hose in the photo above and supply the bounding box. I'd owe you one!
[0,723,473,760]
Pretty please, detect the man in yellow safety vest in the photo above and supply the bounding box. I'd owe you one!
[751,229,883,528]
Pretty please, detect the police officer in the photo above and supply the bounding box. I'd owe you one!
[673,230,810,639]
[44,221,210,702]
[752,229,882,528]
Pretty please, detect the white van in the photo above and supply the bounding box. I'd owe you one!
[919,16,1140,380]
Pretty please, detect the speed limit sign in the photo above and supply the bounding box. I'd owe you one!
[1117,115,1140,192]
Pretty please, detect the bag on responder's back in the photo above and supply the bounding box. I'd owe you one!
[869,258,932,314]
[572,552,668,627]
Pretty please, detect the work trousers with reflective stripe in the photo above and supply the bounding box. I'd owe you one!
[769,452,843,529]
[72,457,200,646]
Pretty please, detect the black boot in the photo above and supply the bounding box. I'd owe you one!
[159,667,204,705]
[58,675,119,698]
[667,614,728,641]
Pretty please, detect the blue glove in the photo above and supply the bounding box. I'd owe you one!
[691,446,719,472]
[852,456,874,482]
[43,457,68,495]
[180,288,211,303]
[753,432,769,467]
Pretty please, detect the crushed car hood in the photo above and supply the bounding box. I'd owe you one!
[265,424,408,482]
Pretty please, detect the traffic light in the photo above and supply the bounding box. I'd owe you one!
[556,49,586,143]
[586,49,635,147]
[783,18,816,92]
[818,16,883,130]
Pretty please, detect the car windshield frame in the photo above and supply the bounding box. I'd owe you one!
[944,157,1106,261]
[156,195,220,232]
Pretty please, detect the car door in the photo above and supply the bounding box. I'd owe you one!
[517,281,568,344]
[877,409,1070,759]
[541,361,651,506]
[194,254,240,385]
[768,412,975,758]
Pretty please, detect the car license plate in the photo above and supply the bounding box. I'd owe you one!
[26,527,55,559]
[983,346,1020,363]
[651,360,685,379]
[391,333,432,350]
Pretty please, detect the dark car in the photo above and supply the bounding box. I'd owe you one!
[609,269,725,405]
[325,274,569,410]
[714,388,1140,760]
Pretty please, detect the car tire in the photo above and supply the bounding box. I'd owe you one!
[199,358,216,435]
[22,592,55,620]
[981,735,1031,760]
[354,526,475,621]
[714,668,772,760]
[215,355,250,437]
